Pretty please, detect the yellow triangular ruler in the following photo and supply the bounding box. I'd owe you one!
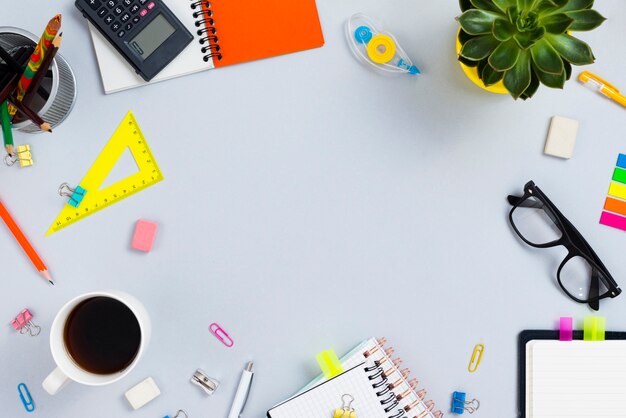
[46,111,164,235]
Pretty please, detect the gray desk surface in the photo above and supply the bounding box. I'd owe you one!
[1,1,625,417]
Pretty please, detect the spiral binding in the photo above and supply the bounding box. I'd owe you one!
[363,338,443,418]
[189,0,222,62]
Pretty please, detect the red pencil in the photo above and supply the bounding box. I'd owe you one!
[0,200,53,284]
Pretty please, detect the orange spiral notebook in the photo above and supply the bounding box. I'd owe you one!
[88,0,325,93]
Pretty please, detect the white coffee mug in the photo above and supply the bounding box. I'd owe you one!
[43,290,151,395]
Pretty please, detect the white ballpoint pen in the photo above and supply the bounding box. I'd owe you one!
[227,362,254,418]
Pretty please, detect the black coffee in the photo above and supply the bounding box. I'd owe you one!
[63,296,141,375]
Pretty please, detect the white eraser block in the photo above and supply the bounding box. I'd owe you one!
[125,377,160,410]
[544,116,579,159]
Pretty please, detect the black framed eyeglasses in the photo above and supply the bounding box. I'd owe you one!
[507,181,621,311]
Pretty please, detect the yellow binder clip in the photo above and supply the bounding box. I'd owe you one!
[333,394,356,418]
[4,145,33,167]
[468,343,484,373]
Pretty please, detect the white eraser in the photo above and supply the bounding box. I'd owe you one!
[125,377,160,410]
[544,116,579,159]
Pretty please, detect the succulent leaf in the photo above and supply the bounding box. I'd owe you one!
[458,29,475,45]
[517,0,535,13]
[504,50,531,98]
[507,6,520,24]
[535,0,559,15]
[540,13,574,33]
[492,0,517,12]
[545,33,594,64]
[481,63,505,85]
[461,35,502,60]
[460,0,475,11]
[489,38,521,70]
[530,38,564,74]
[520,71,540,99]
[493,19,516,40]
[459,55,481,67]
[514,27,545,49]
[532,60,566,88]
[459,10,503,34]
[470,0,503,13]
[565,10,606,31]
[555,0,594,12]
[563,59,572,80]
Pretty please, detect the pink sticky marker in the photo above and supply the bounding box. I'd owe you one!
[600,211,626,232]
[559,317,573,341]
[209,323,234,347]
[132,220,158,252]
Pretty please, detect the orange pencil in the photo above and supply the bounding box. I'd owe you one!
[0,200,53,284]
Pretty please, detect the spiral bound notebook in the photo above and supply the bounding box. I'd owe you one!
[88,0,324,93]
[267,338,442,418]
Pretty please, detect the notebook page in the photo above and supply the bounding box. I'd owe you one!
[527,340,626,417]
[268,364,387,418]
[88,0,214,93]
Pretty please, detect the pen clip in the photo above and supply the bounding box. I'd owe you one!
[579,71,619,93]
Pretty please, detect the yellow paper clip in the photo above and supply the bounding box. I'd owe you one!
[579,71,626,108]
[468,343,484,373]
[4,145,33,167]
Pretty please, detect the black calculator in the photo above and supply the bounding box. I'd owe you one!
[76,0,193,81]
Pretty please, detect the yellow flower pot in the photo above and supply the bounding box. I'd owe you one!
[456,31,508,95]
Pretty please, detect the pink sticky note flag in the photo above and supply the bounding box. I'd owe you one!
[600,211,626,232]
[132,220,158,252]
[560,317,573,341]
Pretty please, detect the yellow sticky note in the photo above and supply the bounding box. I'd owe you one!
[316,349,343,379]
[608,182,626,201]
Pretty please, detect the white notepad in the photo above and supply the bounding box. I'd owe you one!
[268,364,388,418]
[88,0,213,94]
[526,340,626,417]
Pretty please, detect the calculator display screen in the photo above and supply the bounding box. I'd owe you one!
[129,14,175,60]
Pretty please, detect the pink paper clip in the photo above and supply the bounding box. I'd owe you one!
[209,323,234,347]
[11,309,41,336]
[560,317,573,341]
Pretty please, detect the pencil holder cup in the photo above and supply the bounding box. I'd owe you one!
[0,27,76,134]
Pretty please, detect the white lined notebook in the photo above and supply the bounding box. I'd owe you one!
[526,340,626,417]
[268,338,441,418]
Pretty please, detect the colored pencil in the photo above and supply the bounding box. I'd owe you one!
[9,14,61,117]
[0,200,53,285]
[1,100,14,155]
[8,94,52,133]
[22,33,61,108]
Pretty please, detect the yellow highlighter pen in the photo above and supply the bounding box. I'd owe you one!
[579,71,626,108]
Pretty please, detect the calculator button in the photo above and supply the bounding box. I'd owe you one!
[117,30,126,38]
[147,1,155,9]
[125,23,133,31]
[120,12,130,22]
[106,0,116,8]
[130,4,140,13]
[97,7,108,17]
[123,0,132,5]
[114,5,123,14]
[139,9,147,16]
[104,14,115,24]
[132,15,141,23]
[111,21,122,31]
[86,0,102,10]
[138,0,148,4]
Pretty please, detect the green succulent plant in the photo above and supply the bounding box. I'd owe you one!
[457,0,606,99]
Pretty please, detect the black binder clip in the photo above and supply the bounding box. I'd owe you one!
[451,391,479,414]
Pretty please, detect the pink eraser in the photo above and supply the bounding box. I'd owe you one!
[132,220,157,252]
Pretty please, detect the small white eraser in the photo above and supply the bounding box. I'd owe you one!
[125,377,160,410]
[544,116,579,159]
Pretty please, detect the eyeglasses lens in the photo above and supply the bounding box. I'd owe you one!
[511,196,563,245]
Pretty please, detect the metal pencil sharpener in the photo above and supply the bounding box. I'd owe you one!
[190,369,220,395]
